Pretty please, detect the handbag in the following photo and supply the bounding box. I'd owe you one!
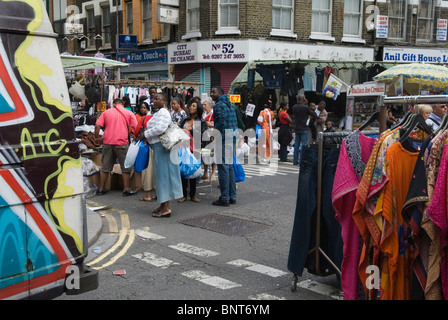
[179,146,201,178]
[68,77,86,100]
[124,140,141,169]
[233,155,245,182]
[134,142,150,173]
[159,122,190,151]
[85,76,109,102]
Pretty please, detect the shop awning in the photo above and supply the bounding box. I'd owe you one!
[60,55,129,70]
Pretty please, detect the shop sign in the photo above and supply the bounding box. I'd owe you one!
[117,48,167,65]
[375,15,388,39]
[383,47,448,63]
[437,19,447,41]
[117,34,137,50]
[348,82,385,97]
[157,7,179,25]
[229,95,241,104]
[168,43,197,64]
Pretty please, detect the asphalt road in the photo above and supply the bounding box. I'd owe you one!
[57,157,342,305]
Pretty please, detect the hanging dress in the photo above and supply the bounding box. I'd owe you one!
[332,130,377,300]
[257,108,275,158]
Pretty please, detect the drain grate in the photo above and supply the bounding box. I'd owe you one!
[177,213,271,236]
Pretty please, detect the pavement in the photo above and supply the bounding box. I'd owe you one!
[86,206,104,248]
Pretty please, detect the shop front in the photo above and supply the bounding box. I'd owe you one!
[117,47,169,81]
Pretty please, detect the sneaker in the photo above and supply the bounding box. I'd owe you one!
[212,198,230,207]
[97,189,108,195]
[229,199,236,204]
[123,189,137,197]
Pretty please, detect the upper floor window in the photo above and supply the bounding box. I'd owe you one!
[187,0,200,33]
[343,0,363,41]
[311,0,334,41]
[86,7,96,48]
[142,0,153,41]
[101,5,111,46]
[271,0,296,38]
[217,0,240,35]
[388,0,407,41]
[416,0,435,43]
[126,1,133,34]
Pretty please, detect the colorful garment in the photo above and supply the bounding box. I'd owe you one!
[332,130,377,300]
[257,108,275,158]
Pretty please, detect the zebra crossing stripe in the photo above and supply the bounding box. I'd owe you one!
[249,293,286,300]
[132,252,179,269]
[227,259,288,277]
[181,270,242,290]
[168,243,219,257]
[297,279,344,300]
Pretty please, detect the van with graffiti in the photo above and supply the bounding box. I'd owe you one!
[0,0,98,299]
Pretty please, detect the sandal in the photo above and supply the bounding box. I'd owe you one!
[152,210,171,218]
[177,197,186,203]
[139,197,152,202]
[152,206,162,214]
[191,197,200,203]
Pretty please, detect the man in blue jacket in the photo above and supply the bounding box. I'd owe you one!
[210,86,238,206]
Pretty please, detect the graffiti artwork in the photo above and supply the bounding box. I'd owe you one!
[0,0,96,299]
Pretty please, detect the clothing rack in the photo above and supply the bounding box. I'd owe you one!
[107,79,204,87]
[311,129,379,276]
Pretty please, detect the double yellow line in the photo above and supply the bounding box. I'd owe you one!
[87,207,135,270]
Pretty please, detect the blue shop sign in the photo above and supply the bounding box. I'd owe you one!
[117,35,137,49]
[117,48,168,65]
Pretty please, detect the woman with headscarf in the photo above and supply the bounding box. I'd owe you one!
[143,92,183,217]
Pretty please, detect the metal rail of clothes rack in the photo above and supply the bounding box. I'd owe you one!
[291,129,379,292]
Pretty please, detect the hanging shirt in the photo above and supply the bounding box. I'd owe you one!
[303,64,316,92]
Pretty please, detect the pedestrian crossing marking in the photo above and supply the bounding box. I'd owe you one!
[181,270,242,290]
[227,259,288,278]
[132,252,180,269]
[249,293,286,300]
[297,279,344,300]
[135,229,166,240]
[169,243,219,257]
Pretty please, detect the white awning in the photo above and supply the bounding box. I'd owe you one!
[60,55,129,70]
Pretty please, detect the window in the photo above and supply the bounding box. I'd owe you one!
[142,0,152,41]
[126,1,133,34]
[271,0,295,37]
[416,0,435,43]
[311,0,333,40]
[217,0,240,35]
[86,8,95,48]
[343,0,363,40]
[388,0,407,41]
[102,5,111,46]
[187,0,200,33]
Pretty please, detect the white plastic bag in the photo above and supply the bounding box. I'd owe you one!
[69,75,87,100]
[124,141,141,169]
[187,166,203,179]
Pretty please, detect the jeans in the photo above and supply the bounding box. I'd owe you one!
[287,145,342,276]
[293,130,310,165]
[217,144,236,202]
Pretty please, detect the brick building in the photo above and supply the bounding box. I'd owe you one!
[49,0,448,121]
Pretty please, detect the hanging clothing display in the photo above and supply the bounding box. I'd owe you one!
[332,129,378,300]
[331,113,441,300]
[288,138,343,278]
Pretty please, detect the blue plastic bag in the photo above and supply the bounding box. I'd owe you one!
[134,141,149,173]
[179,147,201,178]
[255,124,262,139]
[233,156,245,182]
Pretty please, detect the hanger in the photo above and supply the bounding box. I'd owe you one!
[399,114,433,143]
[392,111,413,129]
[358,111,380,131]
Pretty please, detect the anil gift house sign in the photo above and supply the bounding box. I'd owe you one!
[383,47,448,64]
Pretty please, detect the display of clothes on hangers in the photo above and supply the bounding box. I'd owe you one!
[332,113,437,300]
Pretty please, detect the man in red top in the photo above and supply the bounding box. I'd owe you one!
[95,98,138,196]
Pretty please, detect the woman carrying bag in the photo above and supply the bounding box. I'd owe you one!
[142,92,183,218]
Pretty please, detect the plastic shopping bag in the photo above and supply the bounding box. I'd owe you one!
[134,142,150,173]
[179,147,201,178]
[124,141,141,169]
[233,156,245,182]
